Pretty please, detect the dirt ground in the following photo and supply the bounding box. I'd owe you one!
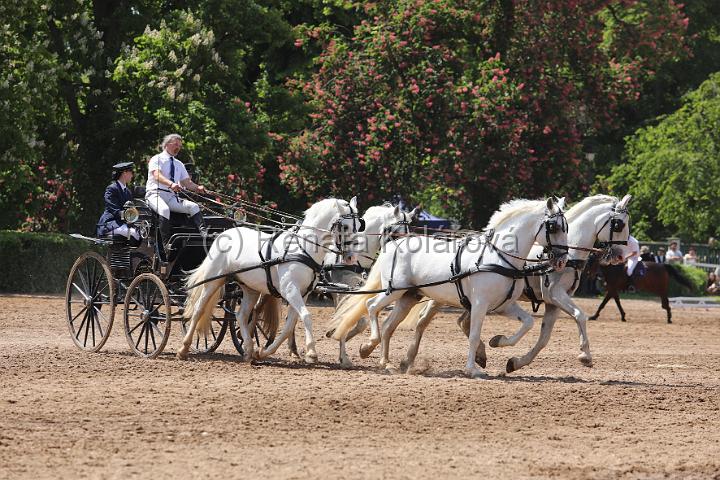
[1,294,719,479]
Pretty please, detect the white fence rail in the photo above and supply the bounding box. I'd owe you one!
[669,297,720,308]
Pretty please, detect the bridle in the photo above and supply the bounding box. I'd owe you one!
[536,208,569,260]
[330,203,365,254]
[380,211,412,245]
[596,203,629,248]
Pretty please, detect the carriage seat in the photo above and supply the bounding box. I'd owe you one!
[133,186,146,199]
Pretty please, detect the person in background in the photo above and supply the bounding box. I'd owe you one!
[666,241,683,264]
[640,245,654,262]
[706,272,718,294]
[96,162,140,245]
[683,247,698,265]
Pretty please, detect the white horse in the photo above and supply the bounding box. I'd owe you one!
[179,197,361,363]
[331,197,568,377]
[402,194,632,374]
[279,203,419,358]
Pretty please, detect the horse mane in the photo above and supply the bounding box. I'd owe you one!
[303,198,347,222]
[565,195,618,223]
[363,203,395,219]
[486,199,547,229]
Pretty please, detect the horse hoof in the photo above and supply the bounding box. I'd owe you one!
[578,354,593,367]
[339,357,354,369]
[359,343,374,359]
[621,317,627,322]
[489,335,504,348]
[506,358,518,374]
[176,351,188,361]
[667,319,672,324]
[475,354,487,369]
[588,315,598,321]
[305,353,318,364]
[325,328,335,338]
[465,367,484,379]
[399,360,410,373]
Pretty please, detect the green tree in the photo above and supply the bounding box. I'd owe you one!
[604,72,720,241]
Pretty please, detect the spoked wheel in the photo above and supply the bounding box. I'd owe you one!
[123,273,172,358]
[230,296,278,357]
[179,298,233,354]
[65,252,116,352]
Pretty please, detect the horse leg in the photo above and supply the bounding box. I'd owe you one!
[613,294,626,322]
[489,301,534,348]
[235,288,261,362]
[360,290,405,358]
[177,278,225,360]
[400,300,440,373]
[589,292,612,321]
[378,293,418,369]
[255,287,306,361]
[345,316,369,342]
[465,302,489,378]
[661,295,672,324]
[506,304,560,373]
[457,310,470,337]
[543,286,593,366]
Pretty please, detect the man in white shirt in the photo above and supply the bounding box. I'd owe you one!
[666,241,683,264]
[145,134,208,248]
[623,235,641,277]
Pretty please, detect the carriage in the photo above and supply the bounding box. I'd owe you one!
[65,186,276,358]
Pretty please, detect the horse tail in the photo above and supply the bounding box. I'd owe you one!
[253,294,280,343]
[183,258,226,335]
[664,264,694,291]
[329,263,382,341]
[398,301,426,329]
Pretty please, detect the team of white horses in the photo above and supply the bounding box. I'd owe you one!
[179,194,632,377]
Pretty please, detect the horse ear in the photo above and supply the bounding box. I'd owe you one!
[556,196,567,210]
[618,194,632,209]
[393,205,401,217]
[349,196,358,210]
[410,206,421,220]
[546,197,555,210]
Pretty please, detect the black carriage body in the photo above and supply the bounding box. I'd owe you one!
[66,187,244,357]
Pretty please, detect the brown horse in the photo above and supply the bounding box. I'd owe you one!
[588,259,694,323]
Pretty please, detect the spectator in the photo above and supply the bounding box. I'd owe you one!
[666,241,683,264]
[683,247,698,265]
[654,247,667,263]
[640,245,654,262]
[706,272,718,294]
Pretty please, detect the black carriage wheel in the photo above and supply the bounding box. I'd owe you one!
[230,299,278,356]
[65,252,116,352]
[180,297,232,354]
[123,273,172,359]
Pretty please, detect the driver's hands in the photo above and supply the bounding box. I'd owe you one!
[196,185,206,194]
[170,182,182,192]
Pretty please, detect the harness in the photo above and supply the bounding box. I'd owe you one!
[520,202,629,310]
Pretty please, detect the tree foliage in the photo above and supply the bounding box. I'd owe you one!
[604,73,720,241]
[279,0,688,226]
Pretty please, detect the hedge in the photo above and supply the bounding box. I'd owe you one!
[0,231,98,294]
[668,264,708,297]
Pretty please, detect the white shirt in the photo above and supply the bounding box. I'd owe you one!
[666,247,683,261]
[622,235,640,259]
[146,150,189,192]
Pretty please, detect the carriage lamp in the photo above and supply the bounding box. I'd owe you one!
[233,208,247,223]
[121,204,140,224]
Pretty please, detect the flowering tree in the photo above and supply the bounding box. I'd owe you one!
[280,0,688,225]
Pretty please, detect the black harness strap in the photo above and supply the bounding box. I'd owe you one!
[566,258,587,293]
[451,236,473,310]
[259,229,324,298]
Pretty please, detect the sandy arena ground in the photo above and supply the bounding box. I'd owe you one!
[1,294,719,479]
